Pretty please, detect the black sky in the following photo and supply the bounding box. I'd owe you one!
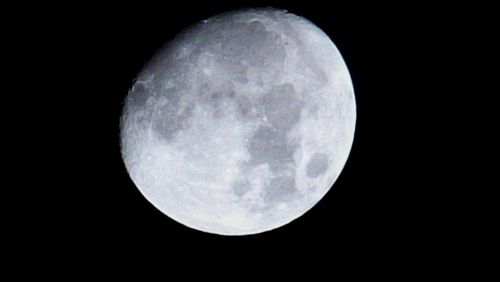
[10,0,481,270]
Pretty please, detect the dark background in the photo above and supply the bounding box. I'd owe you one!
[13,0,484,269]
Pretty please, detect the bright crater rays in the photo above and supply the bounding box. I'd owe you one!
[120,8,356,235]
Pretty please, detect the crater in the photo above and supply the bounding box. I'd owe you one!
[306,153,329,178]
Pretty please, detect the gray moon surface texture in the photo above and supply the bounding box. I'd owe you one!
[120,8,356,235]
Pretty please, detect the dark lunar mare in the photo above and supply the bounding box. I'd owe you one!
[238,83,305,203]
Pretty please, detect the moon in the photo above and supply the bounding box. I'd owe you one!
[120,8,356,235]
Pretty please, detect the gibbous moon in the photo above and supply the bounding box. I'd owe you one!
[120,8,356,235]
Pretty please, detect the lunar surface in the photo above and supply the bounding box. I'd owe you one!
[120,8,356,235]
